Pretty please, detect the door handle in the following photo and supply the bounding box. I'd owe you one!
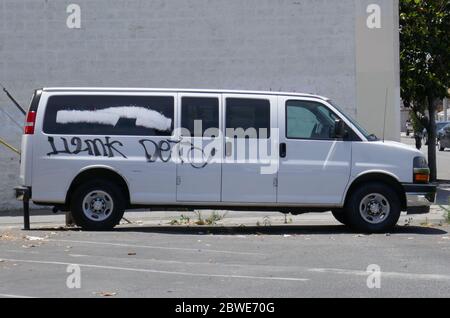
[280,143,287,158]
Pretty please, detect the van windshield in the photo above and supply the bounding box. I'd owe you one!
[329,101,378,141]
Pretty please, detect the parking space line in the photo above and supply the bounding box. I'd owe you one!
[0,258,309,282]
[1,248,306,270]
[309,268,450,281]
[0,293,34,298]
[49,239,264,256]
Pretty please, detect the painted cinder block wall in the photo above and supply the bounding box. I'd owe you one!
[0,0,400,210]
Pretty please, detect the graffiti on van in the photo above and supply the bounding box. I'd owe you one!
[46,136,213,168]
[47,136,127,158]
[138,138,212,169]
[138,139,174,163]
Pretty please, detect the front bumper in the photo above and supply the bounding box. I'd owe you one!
[403,183,436,214]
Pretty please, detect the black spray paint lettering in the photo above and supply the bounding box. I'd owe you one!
[138,138,213,168]
[47,136,213,168]
[138,139,174,163]
[47,136,127,158]
[178,142,212,169]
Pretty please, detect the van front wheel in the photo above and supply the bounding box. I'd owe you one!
[70,180,125,231]
[345,182,401,233]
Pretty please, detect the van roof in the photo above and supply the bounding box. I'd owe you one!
[42,87,329,100]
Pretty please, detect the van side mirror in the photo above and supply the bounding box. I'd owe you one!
[334,119,347,139]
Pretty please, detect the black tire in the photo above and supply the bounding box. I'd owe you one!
[438,140,445,151]
[70,179,125,231]
[406,130,410,136]
[344,182,401,233]
[331,209,348,225]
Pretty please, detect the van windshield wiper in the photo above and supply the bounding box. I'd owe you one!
[0,83,26,115]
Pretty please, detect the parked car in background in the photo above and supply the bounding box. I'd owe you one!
[437,123,450,151]
[405,120,413,136]
[423,121,450,144]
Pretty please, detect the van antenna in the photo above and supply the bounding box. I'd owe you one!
[382,87,388,142]
[0,83,26,115]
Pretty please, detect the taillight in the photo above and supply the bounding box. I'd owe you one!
[24,111,36,135]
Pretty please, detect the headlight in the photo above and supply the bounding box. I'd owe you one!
[413,156,428,168]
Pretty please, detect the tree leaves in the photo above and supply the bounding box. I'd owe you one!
[400,0,450,105]
[400,0,450,181]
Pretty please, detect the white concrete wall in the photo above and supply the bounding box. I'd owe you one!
[355,0,400,141]
[0,0,399,210]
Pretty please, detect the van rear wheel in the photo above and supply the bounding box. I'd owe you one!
[70,179,125,231]
[345,182,401,233]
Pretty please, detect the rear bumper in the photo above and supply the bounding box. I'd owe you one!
[14,186,31,201]
[403,184,436,214]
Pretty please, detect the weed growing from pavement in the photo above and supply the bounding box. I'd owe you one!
[440,205,450,224]
[169,214,191,225]
[439,198,450,224]
[257,216,272,227]
[420,217,431,227]
[195,211,227,225]
[283,213,293,224]
[169,211,227,226]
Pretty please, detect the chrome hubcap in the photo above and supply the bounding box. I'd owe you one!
[359,193,390,224]
[82,190,113,222]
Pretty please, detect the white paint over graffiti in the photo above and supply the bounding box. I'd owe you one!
[56,106,172,131]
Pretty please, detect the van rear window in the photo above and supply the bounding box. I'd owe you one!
[43,95,174,136]
[226,98,271,139]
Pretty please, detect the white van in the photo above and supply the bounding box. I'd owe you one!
[15,88,436,233]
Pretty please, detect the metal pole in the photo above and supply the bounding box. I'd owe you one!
[0,137,20,155]
[23,199,30,230]
[0,84,26,115]
[65,211,74,227]
[444,98,448,121]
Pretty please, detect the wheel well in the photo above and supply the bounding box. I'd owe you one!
[66,168,130,207]
[344,173,407,210]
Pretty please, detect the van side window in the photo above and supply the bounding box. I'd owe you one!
[226,98,270,139]
[286,100,337,140]
[181,97,219,137]
[43,95,174,136]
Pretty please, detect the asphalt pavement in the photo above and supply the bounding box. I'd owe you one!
[0,209,449,298]
[0,134,448,298]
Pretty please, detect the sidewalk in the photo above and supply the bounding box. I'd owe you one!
[0,207,448,230]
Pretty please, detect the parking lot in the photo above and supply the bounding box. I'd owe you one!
[4,138,448,298]
[1,209,450,298]
[0,135,449,298]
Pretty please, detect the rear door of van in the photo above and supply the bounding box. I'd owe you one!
[175,93,222,202]
[32,91,177,205]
